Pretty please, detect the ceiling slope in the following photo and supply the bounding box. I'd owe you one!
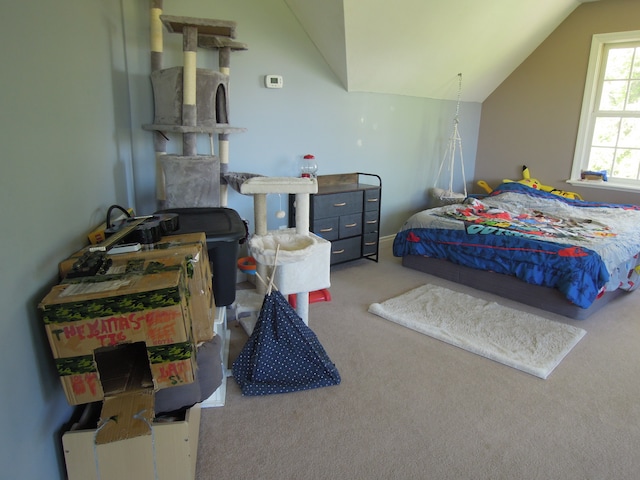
[285,0,597,102]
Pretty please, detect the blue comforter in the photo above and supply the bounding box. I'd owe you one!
[393,183,640,308]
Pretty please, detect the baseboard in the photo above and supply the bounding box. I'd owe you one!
[379,234,395,246]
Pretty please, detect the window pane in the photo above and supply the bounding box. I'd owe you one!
[604,47,634,80]
[600,80,628,110]
[592,117,620,146]
[632,48,640,79]
[611,149,640,179]
[588,146,615,172]
[619,118,640,148]
[628,80,640,110]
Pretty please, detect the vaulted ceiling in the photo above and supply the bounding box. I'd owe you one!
[284,0,601,102]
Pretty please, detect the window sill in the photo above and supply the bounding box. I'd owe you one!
[566,179,640,194]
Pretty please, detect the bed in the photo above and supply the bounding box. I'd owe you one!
[393,182,640,319]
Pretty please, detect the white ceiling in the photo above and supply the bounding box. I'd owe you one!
[284,0,600,102]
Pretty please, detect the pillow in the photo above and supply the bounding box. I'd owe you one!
[154,335,223,414]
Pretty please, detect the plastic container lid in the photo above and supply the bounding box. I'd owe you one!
[156,207,246,243]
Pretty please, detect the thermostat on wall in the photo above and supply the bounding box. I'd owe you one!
[265,74,283,89]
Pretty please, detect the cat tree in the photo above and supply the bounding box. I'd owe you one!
[143,2,331,327]
[144,0,247,208]
[240,177,331,325]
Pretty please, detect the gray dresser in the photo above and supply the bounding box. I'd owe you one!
[289,173,381,265]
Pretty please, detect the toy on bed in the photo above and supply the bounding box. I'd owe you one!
[477,165,583,200]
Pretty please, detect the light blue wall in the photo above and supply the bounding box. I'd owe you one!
[0,1,133,478]
[0,0,480,478]
[124,0,481,234]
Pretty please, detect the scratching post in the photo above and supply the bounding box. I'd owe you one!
[181,26,198,157]
[150,1,167,203]
[149,1,163,72]
[219,134,230,206]
[294,193,311,234]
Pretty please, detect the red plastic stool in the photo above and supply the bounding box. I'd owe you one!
[288,289,332,309]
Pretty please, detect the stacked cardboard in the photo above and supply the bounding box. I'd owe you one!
[58,232,215,343]
[40,263,196,405]
[39,233,216,445]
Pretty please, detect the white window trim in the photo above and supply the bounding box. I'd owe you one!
[569,30,640,193]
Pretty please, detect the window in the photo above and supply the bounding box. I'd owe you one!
[571,31,640,192]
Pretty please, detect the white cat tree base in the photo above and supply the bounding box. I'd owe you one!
[240,177,331,325]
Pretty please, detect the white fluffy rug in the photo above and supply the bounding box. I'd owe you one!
[368,284,586,379]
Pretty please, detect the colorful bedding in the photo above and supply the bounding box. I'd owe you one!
[393,182,640,309]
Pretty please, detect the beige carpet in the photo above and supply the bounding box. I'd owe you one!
[196,238,640,480]
[368,284,586,379]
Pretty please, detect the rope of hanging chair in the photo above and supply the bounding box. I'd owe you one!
[434,73,467,198]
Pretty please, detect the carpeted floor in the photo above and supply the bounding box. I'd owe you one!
[196,238,640,480]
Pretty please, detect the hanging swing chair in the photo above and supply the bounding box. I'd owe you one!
[232,247,341,396]
[430,73,468,207]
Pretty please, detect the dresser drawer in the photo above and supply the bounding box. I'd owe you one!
[289,173,381,265]
[330,237,361,264]
[363,210,379,234]
[362,233,379,256]
[314,191,363,219]
[364,188,380,211]
[339,213,362,238]
[312,217,339,241]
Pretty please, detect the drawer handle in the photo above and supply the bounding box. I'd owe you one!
[332,249,345,254]
[365,241,377,246]
[319,227,333,232]
[366,220,377,224]
[345,223,357,228]
[367,198,379,202]
[333,202,347,207]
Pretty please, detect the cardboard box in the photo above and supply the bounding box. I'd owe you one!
[40,267,192,357]
[39,263,197,405]
[108,233,215,342]
[96,390,156,444]
[54,341,196,405]
[59,233,215,343]
[63,403,200,480]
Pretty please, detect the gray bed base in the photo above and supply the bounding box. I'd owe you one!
[401,254,625,320]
